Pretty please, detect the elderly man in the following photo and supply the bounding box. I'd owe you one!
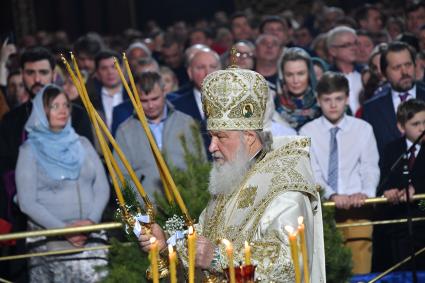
[232,40,255,70]
[171,48,221,156]
[126,42,151,71]
[139,66,326,282]
[327,26,363,113]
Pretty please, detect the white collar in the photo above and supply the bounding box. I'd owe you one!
[101,85,123,97]
[406,138,421,154]
[320,114,348,132]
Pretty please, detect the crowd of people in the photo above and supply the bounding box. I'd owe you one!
[1,0,425,281]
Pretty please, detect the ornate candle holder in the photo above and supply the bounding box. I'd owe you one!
[202,272,222,283]
[146,257,170,280]
[224,265,256,283]
[119,203,170,280]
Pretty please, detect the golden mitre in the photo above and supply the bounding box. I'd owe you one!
[201,66,269,131]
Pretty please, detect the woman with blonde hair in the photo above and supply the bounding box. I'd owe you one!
[275,47,321,131]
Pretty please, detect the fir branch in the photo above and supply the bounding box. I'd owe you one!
[323,206,352,283]
[113,179,147,240]
[121,180,142,213]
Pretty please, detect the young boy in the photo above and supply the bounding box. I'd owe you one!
[299,71,380,274]
[380,99,425,201]
[374,99,425,270]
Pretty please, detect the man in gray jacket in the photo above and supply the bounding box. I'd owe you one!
[114,72,205,203]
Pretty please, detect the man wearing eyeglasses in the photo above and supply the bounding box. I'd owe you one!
[327,26,364,114]
[232,40,255,70]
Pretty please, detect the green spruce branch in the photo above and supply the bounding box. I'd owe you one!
[322,206,352,283]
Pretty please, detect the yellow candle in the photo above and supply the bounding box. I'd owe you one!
[149,237,159,283]
[285,226,301,283]
[123,53,142,109]
[298,216,310,283]
[222,239,236,283]
[168,244,177,283]
[188,226,196,283]
[244,241,251,266]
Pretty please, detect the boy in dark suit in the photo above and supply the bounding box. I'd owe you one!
[373,99,425,271]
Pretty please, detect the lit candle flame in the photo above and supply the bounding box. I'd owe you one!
[285,225,294,235]
[298,216,304,225]
[222,238,231,248]
[150,237,157,244]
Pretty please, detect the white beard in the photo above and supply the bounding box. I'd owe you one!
[208,142,252,196]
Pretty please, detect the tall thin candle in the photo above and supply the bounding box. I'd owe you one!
[298,216,310,283]
[244,241,251,266]
[149,237,159,283]
[222,239,236,283]
[188,226,196,283]
[285,226,301,283]
[168,244,177,283]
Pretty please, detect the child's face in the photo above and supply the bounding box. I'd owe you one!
[398,110,425,143]
[317,91,348,124]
